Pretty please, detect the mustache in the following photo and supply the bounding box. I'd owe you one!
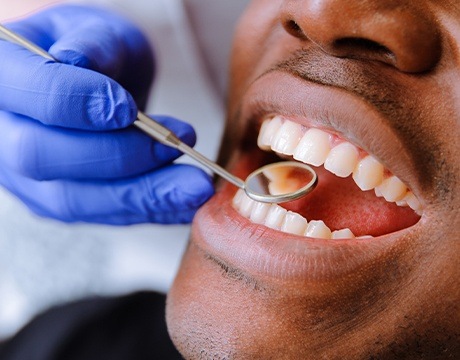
[271,48,405,121]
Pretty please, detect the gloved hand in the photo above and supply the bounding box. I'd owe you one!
[0,5,214,225]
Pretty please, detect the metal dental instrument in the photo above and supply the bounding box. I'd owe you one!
[0,24,318,203]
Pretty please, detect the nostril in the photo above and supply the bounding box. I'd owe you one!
[335,38,394,58]
[280,1,441,73]
[333,37,397,65]
[283,19,307,39]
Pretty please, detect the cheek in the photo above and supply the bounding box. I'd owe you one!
[228,0,283,108]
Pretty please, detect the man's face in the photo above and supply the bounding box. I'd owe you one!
[167,0,460,358]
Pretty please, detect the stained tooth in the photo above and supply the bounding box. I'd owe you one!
[264,205,287,230]
[332,228,355,239]
[240,194,256,217]
[263,167,298,195]
[232,189,245,208]
[281,211,308,235]
[271,120,303,155]
[257,117,283,150]
[324,142,359,178]
[305,220,332,239]
[352,156,384,191]
[403,191,422,214]
[293,128,331,166]
[268,181,290,196]
[250,202,271,224]
[375,176,407,202]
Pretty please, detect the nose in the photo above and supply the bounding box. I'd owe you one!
[280,0,441,73]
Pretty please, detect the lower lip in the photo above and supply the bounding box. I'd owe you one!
[192,183,415,283]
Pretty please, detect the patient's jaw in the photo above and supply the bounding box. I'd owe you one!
[167,1,460,359]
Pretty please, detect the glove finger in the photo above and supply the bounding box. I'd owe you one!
[0,113,196,180]
[7,5,154,108]
[0,164,214,225]
[0,41,136,130]
[48,19,154,109]
[49,22,127,79]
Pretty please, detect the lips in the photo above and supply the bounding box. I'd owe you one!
[192,70,423,279]
[231,114,421,239]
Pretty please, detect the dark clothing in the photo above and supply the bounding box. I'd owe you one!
[0,292,183,360]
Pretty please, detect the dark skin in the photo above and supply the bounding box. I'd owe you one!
[167,1,460,359]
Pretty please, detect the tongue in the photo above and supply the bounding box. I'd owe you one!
[282,167,420,237]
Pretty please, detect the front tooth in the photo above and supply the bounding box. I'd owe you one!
[240,194,256,217]
[271,120,303,155]
[375,176,407,202]
[280,211,308,235]
[250,202,271,224]
[324,142,359,177]
[293,128,331,166]
[257,117,283,150]
[232,189,245,208]
[305,220,332,239]
[352,156,385,191]
[332,228,355,239]
[264,205,287,230]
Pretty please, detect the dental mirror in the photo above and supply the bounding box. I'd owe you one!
[136,113,317,203]
[244,161,317,203]
[0,23,318,204]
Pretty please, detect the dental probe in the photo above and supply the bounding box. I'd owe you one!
[0,24,318,204]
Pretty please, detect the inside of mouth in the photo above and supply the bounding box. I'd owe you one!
[280,166,420,237]
[230,119,421,239]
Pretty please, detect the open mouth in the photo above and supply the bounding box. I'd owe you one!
[231,116,422,239]
[192,71,426,281]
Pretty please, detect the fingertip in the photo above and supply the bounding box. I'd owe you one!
[84,76,138,129]
[173,166,215,208]
[50,48,93,69]
[109,82,138,128]
[152,115,197,147]
[145,165,214,212]
[48,24,124,77]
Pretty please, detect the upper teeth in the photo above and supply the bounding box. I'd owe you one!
[257,116,422,213]
[231,116,422,240]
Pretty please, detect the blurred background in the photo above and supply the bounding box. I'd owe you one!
[0,1,61,19]
[0,0,245,340]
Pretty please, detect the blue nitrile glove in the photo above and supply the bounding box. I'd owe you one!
[0,5,214,225]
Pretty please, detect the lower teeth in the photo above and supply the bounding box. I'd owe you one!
[232,190,366,240]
